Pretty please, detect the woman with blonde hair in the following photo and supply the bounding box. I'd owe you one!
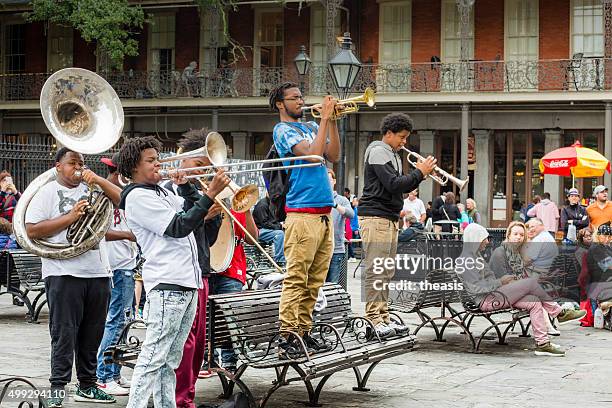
[466,198,481,224]
[489,221,530,278]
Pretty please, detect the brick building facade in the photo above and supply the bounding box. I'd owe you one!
[0,0,611,227]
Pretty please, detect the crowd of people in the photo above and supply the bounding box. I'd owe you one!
[4,80,611,407]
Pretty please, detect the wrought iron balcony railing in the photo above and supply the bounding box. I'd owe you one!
[1,58,610,102]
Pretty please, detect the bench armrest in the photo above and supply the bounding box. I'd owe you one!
[236,330,312,364]
[343,317,383,344]
[311,323,346,353]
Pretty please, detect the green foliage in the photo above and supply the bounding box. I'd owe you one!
[27,0,145,68]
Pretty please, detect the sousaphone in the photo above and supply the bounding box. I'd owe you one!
[12,68,123,259]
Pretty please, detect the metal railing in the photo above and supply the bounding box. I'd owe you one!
[1,58,610,101]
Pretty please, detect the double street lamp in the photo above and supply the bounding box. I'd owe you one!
[293,45,311,93]
[293,33,362,194]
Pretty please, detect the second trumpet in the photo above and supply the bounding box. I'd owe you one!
[301,87,375,120]
[401,147,469,192]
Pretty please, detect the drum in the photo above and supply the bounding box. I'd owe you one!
[210,210,235,273]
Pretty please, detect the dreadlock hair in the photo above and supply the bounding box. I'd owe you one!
[178,128,210,152]
[268,82,299,112]
[55,147,77,163]
[116,136,162,179]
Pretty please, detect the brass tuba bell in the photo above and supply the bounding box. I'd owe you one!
[12,68,123,259]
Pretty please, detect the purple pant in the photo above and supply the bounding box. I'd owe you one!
[480,278,561,345]
[175,280,208,408]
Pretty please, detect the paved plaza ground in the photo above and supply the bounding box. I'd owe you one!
[1,263,612,408]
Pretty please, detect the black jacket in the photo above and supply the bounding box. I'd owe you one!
[163,181,221,277]
[431,196,446,223]
[560,204,590,237]
[253,196,281,230]
[359,141,424,221]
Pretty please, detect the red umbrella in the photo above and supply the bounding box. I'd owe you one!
[539,141,610,185]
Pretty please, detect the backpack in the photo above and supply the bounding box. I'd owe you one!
[263,122,316,222]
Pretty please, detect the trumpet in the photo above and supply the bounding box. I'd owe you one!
[301,87,375,120]
[401,147,469,192]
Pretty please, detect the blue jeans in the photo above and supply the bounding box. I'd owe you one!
[326,253,345,284]
[127,289,197,408]
[96,269,135,383]
[207,275,244,368]
[258,228,286,263]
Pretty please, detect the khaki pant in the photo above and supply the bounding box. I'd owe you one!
[279,212,333,335]
[360,216,398,326]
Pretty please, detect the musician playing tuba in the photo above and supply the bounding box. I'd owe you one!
[358,113,437,339]
[25,148,122,405]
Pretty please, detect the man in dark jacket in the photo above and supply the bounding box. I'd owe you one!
[252,194,286,264]
[561,187,590,240]
[359,113,436,338]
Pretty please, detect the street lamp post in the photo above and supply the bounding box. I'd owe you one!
[293,45,311,94]
[328,33,362,194]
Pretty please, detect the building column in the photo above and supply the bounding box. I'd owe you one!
[460,103,470,203]
[543,128,563,205]
[212,108,219,131]
[356,132,371,197]
[605,102,612,188]
[418,130,436,206]
[473,129,493,227]
[231,131,248,159]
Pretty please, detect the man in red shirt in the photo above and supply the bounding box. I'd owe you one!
[201,208,258,375]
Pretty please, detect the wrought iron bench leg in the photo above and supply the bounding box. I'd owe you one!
[217,364,248,399]
[215,366,258,408]
[413,310,443,341]
[30,291,46,322]
[352,361,380,392]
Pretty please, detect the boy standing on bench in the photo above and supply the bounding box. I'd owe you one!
[269,82,339,358]
[116,136,229,408]
[359,113,436,339]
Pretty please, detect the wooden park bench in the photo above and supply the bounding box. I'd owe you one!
[390,266,532,352]
[207,283,416,407]
[107,284,416,407]
[0,249,46,322]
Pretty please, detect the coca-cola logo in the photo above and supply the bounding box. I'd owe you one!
[549,160,569,168]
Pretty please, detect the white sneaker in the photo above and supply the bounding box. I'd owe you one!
[348,258,357,263]
[116,376,131,388]
[132,321,146,329]
[547,327,561,336]
[374,322,395,339]
[387,321,409,335]
[97,381,129,396]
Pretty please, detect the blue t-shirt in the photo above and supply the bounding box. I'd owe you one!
[272,121,334,209]
[350,207,360,231]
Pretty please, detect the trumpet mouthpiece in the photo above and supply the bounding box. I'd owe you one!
[158,169,170,178]
[74,170,83,178]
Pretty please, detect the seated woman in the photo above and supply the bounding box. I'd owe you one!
[458,224,586,356]
[490,221,560,335]
[489,221,530,279]
[586,223,612,314]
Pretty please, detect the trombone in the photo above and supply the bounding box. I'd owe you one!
[301,87,375,120]
[401,147,469,192]
[158,155,326,179]
[157,131,326,212]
